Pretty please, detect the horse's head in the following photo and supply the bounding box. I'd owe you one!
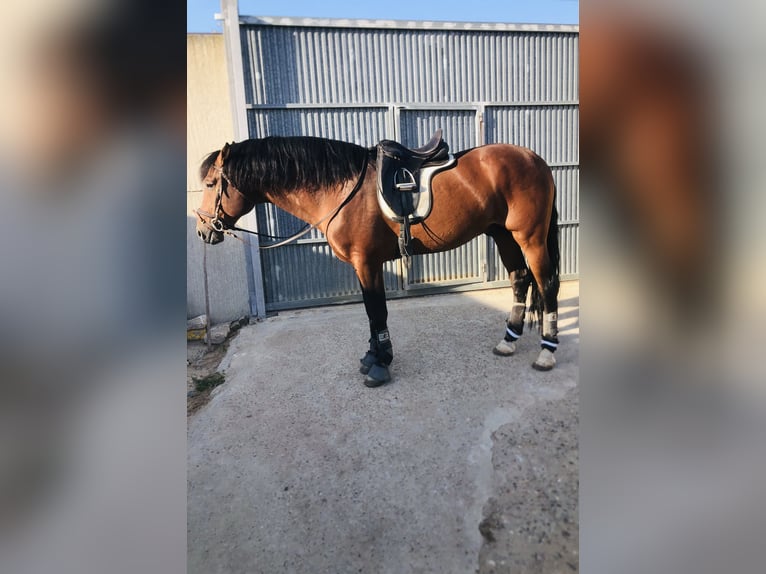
[195,143,254,244]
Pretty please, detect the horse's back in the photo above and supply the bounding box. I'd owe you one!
[462,143,551,172]
[448,143,554,202]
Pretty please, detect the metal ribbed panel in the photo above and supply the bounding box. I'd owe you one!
[262,242,401,307]
[241,27,578,105]
[399,108,476,150]
[261,243,353,304]
[555,165,579,279]
[552,166,579,224]
[247,107,388,144]
[485,105,578,165]
[559,224,578,277]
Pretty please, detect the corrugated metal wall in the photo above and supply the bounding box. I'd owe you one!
[238,17,578,310]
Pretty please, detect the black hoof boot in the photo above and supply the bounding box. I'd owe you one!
[359,350,376,375]
[360,330,393,377]
[364,363,391,387]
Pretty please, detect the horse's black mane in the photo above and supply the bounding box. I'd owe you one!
[200,136,370,196]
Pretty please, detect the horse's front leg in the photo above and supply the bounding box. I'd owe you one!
[355,262,393,387]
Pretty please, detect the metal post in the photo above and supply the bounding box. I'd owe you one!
[220,0,268,319]
[476,102,490,283]
[202,244,212,350]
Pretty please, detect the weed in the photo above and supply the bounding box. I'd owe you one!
[193,372,225,393]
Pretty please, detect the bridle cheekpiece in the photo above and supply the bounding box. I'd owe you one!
[195,164,232,233]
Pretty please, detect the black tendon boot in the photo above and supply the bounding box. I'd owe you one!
[364,328,393,387]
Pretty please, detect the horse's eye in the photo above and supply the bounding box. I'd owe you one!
[205,182,215,188]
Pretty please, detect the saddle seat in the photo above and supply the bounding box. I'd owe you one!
[377,129,450,166]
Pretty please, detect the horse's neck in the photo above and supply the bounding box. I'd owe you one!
[262,186,342,228]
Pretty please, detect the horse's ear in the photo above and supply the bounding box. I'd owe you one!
[220,142,231,163]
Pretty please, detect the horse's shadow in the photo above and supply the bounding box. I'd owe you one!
[557,297,580,323]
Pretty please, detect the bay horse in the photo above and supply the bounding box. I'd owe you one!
[195,136,560,387]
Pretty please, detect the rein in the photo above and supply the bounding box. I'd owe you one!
[196,156,369,250]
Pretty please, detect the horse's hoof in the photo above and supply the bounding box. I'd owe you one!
[364,363,391,387]
[359,351,376,375]
[492,339,516,356]
[532,348,556,371]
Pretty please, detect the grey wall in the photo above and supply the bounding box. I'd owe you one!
[187,34,250,322]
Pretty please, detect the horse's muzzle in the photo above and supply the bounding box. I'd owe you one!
[196,223,224,245]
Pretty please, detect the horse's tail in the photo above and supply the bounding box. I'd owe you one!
[529,183,560,327]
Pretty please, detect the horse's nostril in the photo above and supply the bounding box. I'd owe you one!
[197,230,203,238]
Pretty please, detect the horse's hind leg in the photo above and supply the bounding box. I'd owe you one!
[514,234,560,371]
[489,227,533,356]
[355,262,393,387]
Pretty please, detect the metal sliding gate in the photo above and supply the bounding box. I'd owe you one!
[234,14,578,311]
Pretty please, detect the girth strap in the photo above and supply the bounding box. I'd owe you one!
[398,218,412,264]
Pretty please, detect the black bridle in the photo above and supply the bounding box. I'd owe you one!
[195,158,369,250]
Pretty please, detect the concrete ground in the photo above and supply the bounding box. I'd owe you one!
[188,281,578,574]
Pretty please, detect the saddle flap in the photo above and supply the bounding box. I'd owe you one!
[376,154,456,223]
[376,159,413,218]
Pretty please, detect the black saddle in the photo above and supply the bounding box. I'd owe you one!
[378,129,450,166]
[375,130,453,260]
[376,129,450,220]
